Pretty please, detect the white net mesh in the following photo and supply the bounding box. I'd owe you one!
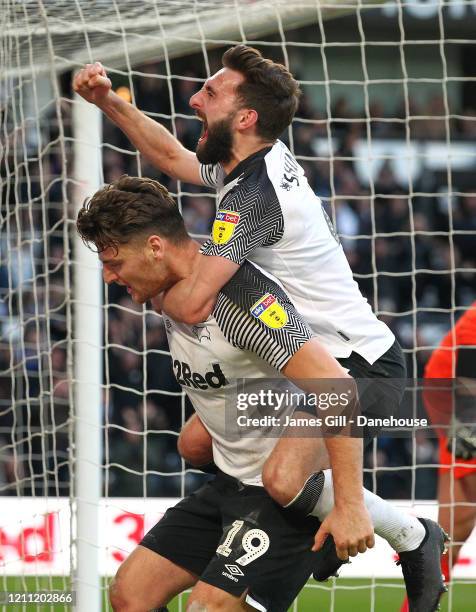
[1,0,476,610]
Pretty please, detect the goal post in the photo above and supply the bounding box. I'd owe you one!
[72,98,102,611]
[2,0,380,78]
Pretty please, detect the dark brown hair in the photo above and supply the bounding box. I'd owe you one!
[222,45,301,141]
[76,175,188,252]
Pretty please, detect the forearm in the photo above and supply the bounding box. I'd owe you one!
[324,436,365,508]
[99,92,187,177]
[161,255,239,325]
[162,277,216,324]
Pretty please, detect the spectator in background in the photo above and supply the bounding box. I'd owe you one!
[182,195,215,237]
[135,64,171,117]
[454,195,476,266]
[458,107,476,138]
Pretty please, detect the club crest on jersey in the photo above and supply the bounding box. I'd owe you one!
[192,324,211,342]
[250,293,288,329]
[212,210,240,245]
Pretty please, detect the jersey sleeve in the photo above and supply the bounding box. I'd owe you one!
[199,163,220,187]
[200,176,284,265]
[213,261,314,371]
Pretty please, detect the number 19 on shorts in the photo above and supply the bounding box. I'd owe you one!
[217,520,270,566]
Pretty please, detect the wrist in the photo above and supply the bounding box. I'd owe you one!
[334,494,365,510]
[97,91,121,115]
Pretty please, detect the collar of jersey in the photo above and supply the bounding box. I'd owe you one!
[223,144,274,186]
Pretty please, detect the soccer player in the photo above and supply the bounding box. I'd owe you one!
[400,304,476,611]
[77,177,448,612]
[417,306,476,587]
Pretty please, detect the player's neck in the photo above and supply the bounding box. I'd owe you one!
[166,239,201,282]
[222,136,274,174]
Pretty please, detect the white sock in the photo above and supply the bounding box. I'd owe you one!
[311,469,425,553]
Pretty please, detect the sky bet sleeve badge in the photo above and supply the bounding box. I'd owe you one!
[250,293,288,329]
[212,210,240,245]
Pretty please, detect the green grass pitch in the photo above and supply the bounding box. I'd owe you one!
[2,577,475,611]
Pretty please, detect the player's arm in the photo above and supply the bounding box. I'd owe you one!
[216,262,373,560]
[162,255,239,324]
[162,180,284,324]
[282,341,373,559]
[72,62,202,185]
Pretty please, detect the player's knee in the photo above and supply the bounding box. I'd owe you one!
[262,459,296,506]
[109,572,151,612]
[109,575,127,611]
[187,599,221,611]
[187,585,235,611]
[177,430,211,466]
[178,419,213,467]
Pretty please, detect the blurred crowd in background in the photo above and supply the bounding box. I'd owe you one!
[1,52,475,501]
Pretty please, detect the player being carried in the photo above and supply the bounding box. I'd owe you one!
[74,46,448,612]
[77,176,448,612]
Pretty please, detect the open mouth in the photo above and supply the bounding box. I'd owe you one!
[197,115,208,143]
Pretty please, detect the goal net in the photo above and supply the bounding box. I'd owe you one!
[1,0,475,610]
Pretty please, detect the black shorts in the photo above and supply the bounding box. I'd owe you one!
[337,339,407,443]
[140,471,320,611]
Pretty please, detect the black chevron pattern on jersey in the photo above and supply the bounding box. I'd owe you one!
[199,163,219,187]
[200,161,284,265]
[213,262,314,371]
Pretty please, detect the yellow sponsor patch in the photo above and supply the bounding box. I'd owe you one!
[250,293,288,329]
[212,210,240,245]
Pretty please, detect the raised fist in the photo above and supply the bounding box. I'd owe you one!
[72,62,112,105]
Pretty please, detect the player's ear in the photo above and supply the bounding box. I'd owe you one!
[147,235,165,260]
[237,108,258,132]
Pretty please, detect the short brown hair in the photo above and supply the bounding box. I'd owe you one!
[222,45,301,141]
[76,175,188,252]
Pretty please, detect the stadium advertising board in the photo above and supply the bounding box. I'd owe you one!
[1,498,475,578]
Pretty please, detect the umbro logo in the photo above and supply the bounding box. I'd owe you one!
[221,563,244,582]
[224,564,244,576]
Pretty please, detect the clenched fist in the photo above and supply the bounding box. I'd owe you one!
[72,62,112,105]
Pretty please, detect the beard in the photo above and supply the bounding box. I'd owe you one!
[196,114,234,165]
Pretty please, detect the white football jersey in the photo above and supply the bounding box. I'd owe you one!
[200,140,394,363]
[164,262,313,485]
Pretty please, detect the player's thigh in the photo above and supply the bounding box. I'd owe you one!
[110,545,197,610]
[262,430,330,503]
[121,478,223,609]
[187,581,253,611]
[339,340,406,438]
[438,470,476,537]
[201,474,319,612]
